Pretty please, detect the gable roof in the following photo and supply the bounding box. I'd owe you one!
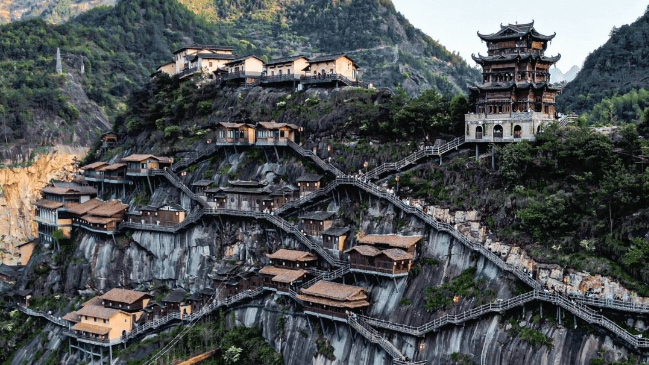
[190,53,238,62]
[173,44,235,54]
[191,180,213,187]
[265,55,308,66]
[33,199,64,210]
[97,163,126,172]
[300,281,367,301]
[87,200,128,217]
[345,245,381,257]
[72,322,111,335]
[381,248,414,261]
[258,266,307,283]
[322,227,350,236]
[67,199,102,216]
[267,249,317,262]
[357,234,422,249]
[224,55,264,66]
[80,161,109,170]
[41,185,96,196]
[75,305,121,320]
[161,289,186,303]
[296,174,322,182]
[99,288,150,304]
[298,211,335,221]
[257,121,299,130]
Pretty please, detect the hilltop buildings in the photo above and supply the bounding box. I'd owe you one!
[152,44,365,88]
[466,21,560,142]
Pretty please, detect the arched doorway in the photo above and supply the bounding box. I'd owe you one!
[493,125,503,139]
[514,125,522,139]
[475,126,483,140]
[537,125,543,134]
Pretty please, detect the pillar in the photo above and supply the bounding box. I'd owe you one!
[491,145,495,170]
[475,144,479,161]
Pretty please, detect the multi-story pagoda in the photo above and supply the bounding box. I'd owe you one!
[466,21,561,142]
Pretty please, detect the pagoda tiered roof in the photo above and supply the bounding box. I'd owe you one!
[471,53,560,65]
[477,21,556,42]
[467,81,561,93]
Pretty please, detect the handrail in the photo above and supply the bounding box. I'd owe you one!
[356,290,649,349]
[286,140,343,176]
[364,136,465,180]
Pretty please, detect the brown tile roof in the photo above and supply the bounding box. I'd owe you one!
[257,121,299,130]
[87,200,128,217]
[62,311,80,323]
[120,154,157,162]
[75,305,120,320]
[71,322,111,335]
[40,186,80,195]
[82,296,103,307]
[97,163,126,172]
[33,199,64,210]
[300,281,367,301]
[296,174,322,182]
[381,248,414,261]
[357,234,422,249]
[345,245,381,257]
[296,294,369,309]
[218,122,245,128]
[67,199,102,216]
[80,161,109,170]
[258,266,307,283]
[100,288,150,305]
[266,249,317,262]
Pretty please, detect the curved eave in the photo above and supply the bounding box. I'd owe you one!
[471,54,485,65]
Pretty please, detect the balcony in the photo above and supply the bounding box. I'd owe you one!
[349,263,409,277]
[260,74,300,84]
[300,73,366,88]
[219,71,262,82]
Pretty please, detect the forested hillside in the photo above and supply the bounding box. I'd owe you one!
[557,5,649,121]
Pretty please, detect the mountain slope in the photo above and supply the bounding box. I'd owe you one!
[557,6,649,115]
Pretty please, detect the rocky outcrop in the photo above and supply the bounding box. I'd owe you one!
[0,146,86,265]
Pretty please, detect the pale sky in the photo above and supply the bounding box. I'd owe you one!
[391,0,648,72]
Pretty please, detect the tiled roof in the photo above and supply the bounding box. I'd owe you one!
[52,182,98,195]
[224,54,264,66]
[80,161,109,170]
[267,249,318,262]
[296,174,322,182]
[173,44,235,54]
[162,289,186,303]
[300,281,367,301]
[345,245,381,257]
[67,199,102,216]
[308,54,347,63]
[72,322,111,335]
[357,234,422,249]
[218,122,245,128]
[62,311,80,323]
[75,305,120,320]
[259,266,307,283]
[81,215,117,224]
[257,121,299,130]
[121,154,172,163]
[322,227,350,236]
[33,199,64,210]
[223,186,270,194]
[265,55,308,66]
[187,292,201,301]
[100,288,150,304]
[82,296,103,307]
[200,288,215,296]
[97,163,126,172]
[191,53,238,61]
[298,211,335,221]
[296,294,369,308]
[87,200,128,217]
[229,180,266,187]
[381,248,414,261]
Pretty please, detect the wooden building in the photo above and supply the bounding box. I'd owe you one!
[296,174,322,197]
[121,154,173,176]
[100,288,151,312]
[466,21,560,143]
[155,44,235,78]
[255,121,300,145]
[34,182,97,245]
[298,211,335,236]
[97,163,127,183]
[259,266,307,292]
[192,180,213,195]
[266,249,318,269]
[261,56,309,85]
[322,227,350,253]
[214,122,256,145]
[129,203,186,227]
[356,233,421,257]
[80,161,109,181]
[161,289,187,315]
[101,132,118,149]
[74,200,128,234]
[16,240,36,266]
[222,180,271,211]
[204,188,226,208]
[268,185,299,209]
[346,246,413,276]
[297,281,370,319]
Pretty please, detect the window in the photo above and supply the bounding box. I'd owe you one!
[209,62,213,67]
[219,130,225,139]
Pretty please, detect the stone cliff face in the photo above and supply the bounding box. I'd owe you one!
[0,146,86,264]
[0,0,115,24]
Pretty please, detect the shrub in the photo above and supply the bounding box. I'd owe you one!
[399,298,412,306]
